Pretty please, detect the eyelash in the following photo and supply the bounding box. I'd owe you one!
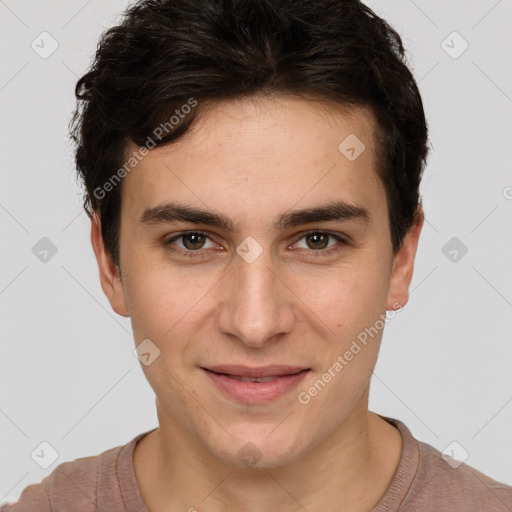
[162,230,349,259]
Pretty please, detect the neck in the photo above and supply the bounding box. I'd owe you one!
[133,395,402,512]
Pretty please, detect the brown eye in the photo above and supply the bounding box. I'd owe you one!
[293,231,348,257]
[305,232,330,250]
[181,233,207,250]
[163,231,217,255]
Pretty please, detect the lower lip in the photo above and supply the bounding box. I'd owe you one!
[203,368,310,404]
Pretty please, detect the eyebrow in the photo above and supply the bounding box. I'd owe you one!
[139,200,370,231]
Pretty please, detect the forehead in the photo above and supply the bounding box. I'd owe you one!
[120,94,385,225]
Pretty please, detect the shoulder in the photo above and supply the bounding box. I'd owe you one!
[406,437,512,511]
[378,416,512,512]
[0,440,130,512]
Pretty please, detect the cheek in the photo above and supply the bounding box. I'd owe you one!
[288,259,389,337]
[124,261,220,349]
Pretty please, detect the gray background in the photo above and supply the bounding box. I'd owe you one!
[1,0,511,503]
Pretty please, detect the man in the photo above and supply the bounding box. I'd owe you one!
[3,0,512,511]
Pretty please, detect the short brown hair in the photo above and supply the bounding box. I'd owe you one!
[70,0,429,267]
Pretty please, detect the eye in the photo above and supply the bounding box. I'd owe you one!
[163,231,218,257]
[162,230,349,260]
[292,231,348,256]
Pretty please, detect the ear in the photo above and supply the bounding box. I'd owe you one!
[386,206,424,310]
[90,213,130,317]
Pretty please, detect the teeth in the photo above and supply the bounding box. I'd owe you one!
[228,375,278,383]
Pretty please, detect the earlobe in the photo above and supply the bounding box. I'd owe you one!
[90,213,130,317]
[386,206,424,310]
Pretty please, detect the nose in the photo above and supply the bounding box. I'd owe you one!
[216,248,295,348]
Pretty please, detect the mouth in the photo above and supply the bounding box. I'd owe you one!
[221,375,282,383]
[201,365,311,404]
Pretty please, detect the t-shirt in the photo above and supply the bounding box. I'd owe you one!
[2,415,512,511]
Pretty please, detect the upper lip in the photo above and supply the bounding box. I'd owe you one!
[203,365,309,378]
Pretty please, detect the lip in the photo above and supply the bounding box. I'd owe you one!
[203,365,308,378]
[202,366,310,404]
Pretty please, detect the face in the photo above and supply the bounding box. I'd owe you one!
[92,94,422,469]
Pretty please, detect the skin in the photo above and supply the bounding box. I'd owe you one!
[91,93,423,512]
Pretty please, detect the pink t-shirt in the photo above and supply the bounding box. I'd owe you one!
[2,415,512,511]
